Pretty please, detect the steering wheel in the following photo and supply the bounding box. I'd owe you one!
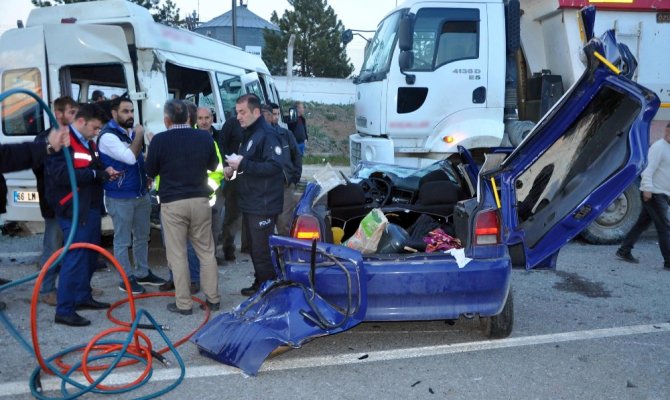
[360,177,391,207]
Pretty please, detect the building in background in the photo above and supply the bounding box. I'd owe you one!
[195,3,278,57]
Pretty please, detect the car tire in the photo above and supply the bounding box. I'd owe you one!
[580,184,641,245]
[481,289,514,339]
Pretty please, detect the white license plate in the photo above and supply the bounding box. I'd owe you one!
[13,190,39,203]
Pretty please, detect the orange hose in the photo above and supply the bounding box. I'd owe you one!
[30,242,211,391]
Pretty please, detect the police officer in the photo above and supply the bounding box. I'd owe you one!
[46,104,121,327]
[263,103,302,235]
[225,95,284,296]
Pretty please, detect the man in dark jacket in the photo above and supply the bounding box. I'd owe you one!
[33,96,79,306]
[0,126,70,312]
[220,114,244,261]
[45,104,116,327]
[287,101,308,155]
[145,99,221,315]
[264,103,302,235]
[225,94,284,296]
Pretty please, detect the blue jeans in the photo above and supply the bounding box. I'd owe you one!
[186,240,201,281]
[297,142,305,155]
[56,208,100,316]
[106,194,151,281]
[160,221,199,283]
[39,217,63,294]
[620,192,670,266]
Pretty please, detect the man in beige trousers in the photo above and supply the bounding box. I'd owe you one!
[145,99,221,314]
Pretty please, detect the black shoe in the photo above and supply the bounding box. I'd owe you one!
[224,253,236,262]
[76,299,111,311]
[159,280,175,292]
[119,277,146,294]
[136,271,167,286]
[55,313,91,327]
[616,249,639,264]
[240,280,260,296]
[166,303,192,315]
[190,282,200,294]
[216,255,225,265]
[0,278,12,286]
[199,300,221,311]
[0,301,5,311]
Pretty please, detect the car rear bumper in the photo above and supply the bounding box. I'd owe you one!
[283,255,511,321]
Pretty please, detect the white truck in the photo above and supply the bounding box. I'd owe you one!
[0,0,286,227]
[346,0,670,243]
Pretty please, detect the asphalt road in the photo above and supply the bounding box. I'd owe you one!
[1,231,669,399]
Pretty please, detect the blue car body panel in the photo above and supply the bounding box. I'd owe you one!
[192,17,660,374]
[496,53,658,268]
[192,238,367,375]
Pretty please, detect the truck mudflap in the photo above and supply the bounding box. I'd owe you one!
[192,237,367,375]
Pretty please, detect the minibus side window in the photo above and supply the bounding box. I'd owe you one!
[216,72,243,120]
[1,68,45,136]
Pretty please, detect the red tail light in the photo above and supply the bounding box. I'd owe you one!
[291,214,321,240]
[474,210,500,245]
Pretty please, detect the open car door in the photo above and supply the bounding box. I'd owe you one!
[192,236,368,376]
[491,38,659,269]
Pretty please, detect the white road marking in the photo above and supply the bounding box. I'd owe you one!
[2,322,669,395]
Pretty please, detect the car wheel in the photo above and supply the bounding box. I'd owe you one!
[580,184,641,245]
[480,289,514,339]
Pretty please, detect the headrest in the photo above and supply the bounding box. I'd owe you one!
[328,184,366,207]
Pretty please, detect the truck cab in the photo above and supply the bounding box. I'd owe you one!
[349,0,670,170]
[351,0,507,169]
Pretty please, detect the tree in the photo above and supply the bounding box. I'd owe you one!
[263,0,354,78]
[31,0,183,27]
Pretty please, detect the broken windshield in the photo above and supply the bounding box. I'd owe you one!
[357,10,404,83]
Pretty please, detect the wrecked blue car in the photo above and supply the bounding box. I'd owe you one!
[193,15,659,376]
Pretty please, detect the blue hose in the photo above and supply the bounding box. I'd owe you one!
[0,89,184,399]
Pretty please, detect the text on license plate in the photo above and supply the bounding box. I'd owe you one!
[13,191,39,203]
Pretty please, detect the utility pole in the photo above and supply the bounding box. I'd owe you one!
[231,0,237,46]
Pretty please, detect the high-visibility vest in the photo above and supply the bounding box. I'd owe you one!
[154,138,224,207]
[206,141,224,206]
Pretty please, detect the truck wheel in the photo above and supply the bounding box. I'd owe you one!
[580,184,641,245]
[480,289,514,339]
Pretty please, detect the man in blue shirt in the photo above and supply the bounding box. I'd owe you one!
[98,97,166,295]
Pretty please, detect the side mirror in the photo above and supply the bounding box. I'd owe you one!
[398,45,416,85]
[341,29,353,46]
[398,13,415,51]
[399,51,413,71]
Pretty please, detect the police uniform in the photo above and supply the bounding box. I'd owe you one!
[236,117,284,283]
[45,127,106,319]
[273,124,302,235]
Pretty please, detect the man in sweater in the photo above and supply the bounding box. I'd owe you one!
[98,97,166,295]
[616,121,670,269]
[145,99,221,314]
[225,95,284,296]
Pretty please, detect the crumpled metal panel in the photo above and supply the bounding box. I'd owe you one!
[192,237,367,376]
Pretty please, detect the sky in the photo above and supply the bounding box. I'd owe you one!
[1,0,401,74]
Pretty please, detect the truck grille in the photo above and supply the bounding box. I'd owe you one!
[350,141,361,167]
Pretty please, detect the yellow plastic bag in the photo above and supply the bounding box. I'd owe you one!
[343,209,388,254]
